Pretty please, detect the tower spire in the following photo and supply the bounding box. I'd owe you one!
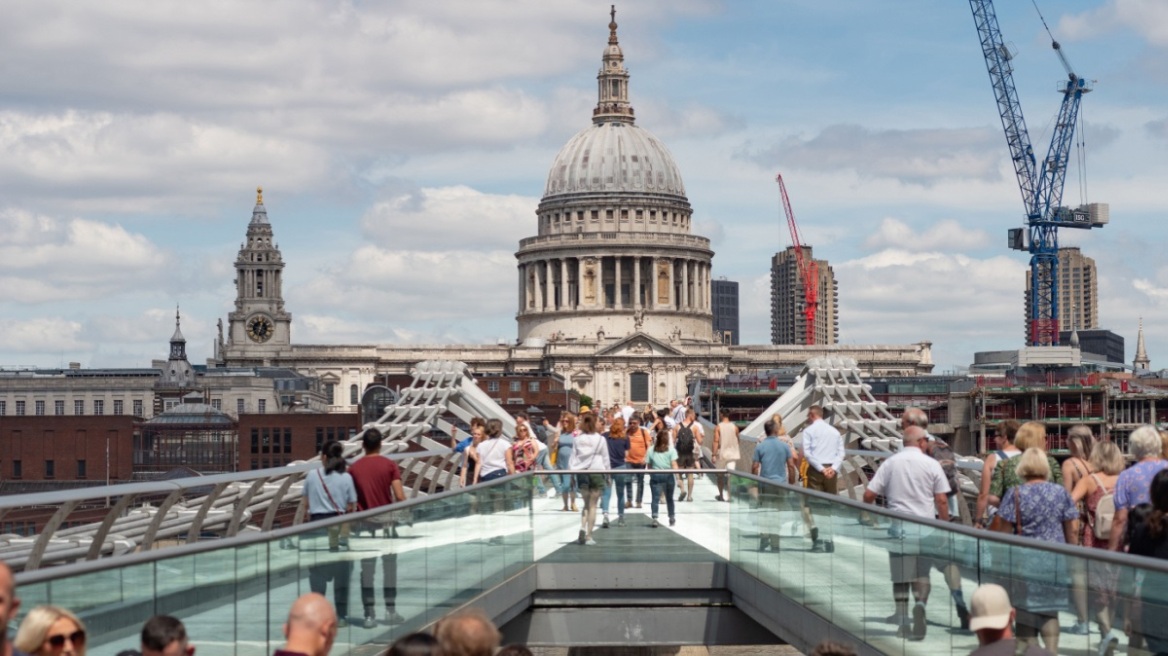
[593,5,635,125]
[1134,318,1151,370]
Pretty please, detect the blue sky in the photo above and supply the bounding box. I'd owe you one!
[1,0,1166,372]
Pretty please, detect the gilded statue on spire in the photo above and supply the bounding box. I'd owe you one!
[256,186,263,205]
[609,5,618,43]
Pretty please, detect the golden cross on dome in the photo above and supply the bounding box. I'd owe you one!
[256,186,263,204]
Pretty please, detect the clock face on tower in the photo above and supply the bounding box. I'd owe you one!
[246,315,275,343]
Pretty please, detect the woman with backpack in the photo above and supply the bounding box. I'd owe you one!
[303,439,357,625]
[1071,440,1124,654]
[674,408,702,502]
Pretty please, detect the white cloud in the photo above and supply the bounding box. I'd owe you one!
[744,124,1004,186]
[359,186,537,251]
[864,218,990,252]
[0,208,169,302]
[0,318,88,354]
[1059,0,1168,47]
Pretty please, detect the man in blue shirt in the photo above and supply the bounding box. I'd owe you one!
[753,419,797,552]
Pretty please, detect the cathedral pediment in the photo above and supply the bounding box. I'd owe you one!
[594,333,684,358]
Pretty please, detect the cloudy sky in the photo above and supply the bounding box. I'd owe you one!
[2,0,1166,372]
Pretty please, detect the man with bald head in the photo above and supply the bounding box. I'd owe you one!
[435,609,501,656]
[275,593,338,656]
[0,562,25,656]
[864,424,950,641]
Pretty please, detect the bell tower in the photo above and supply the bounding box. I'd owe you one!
[222,187,292,364]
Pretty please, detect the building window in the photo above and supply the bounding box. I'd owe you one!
[45,460,55,479]
[237,399,245,415]
[510,381,521,392]
[133,400,143,416]
[284,428,293,454]
[94,400,105,415]
[35,401,45,416]
[211,398,221,410]
[349,384,358,405]
[0,401,5,415]
[74,400,84,415]
[324,383,335,404]
[55,400,65,415]
[164,399,177,411]
[113,400,124,415]
[258,399,266,414]
[11,461,20,479]
[15,401,25,416]
[528,381,541,392]
[77,460,87,479]
[487,381,499,392]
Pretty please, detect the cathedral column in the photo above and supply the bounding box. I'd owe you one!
[560,259,569,311]
[667,258,675,309]
[681,259,690,310]
[544,260,552,311]
[633,256,642,310]
[615,255,623,309]
[705,263,712,311]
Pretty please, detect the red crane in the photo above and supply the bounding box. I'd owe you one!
[776,174,818,345]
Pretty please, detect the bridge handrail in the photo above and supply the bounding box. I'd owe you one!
[0,449,450,510]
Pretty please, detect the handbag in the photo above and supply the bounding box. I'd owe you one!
[318,469,347,514]
[988,486,1024,535]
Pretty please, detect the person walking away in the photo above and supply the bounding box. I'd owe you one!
[568,413,609,545]
[752,419,797,551]
[863,425,950,641]
[802,405,843,552]
[995,448,1080,654]
[548,413,580,512]
[600,417,630,528]
[348,428,408,628]
[674,410,700,502]
[647,426,678,528]
[906,407,972,629]
[302,440,356,626]
[975,420,1021,525]
[714,409,741,501]
[472,419,515,485]
[1060,425,1096,636]
[512,422,546,495]
[967,584,1053,655]
[1070,440,1124,654]
[625,416,652,509]
[1109,425,1168,552]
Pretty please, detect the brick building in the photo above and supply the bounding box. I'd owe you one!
[237,412,360,471]
[0,415,136,490]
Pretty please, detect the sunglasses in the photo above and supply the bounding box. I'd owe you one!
[46,631,86,649]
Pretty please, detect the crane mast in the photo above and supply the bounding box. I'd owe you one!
[969,0,1098,346]
[776,174,819,345]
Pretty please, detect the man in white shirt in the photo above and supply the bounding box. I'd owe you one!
[670,399,687,425]
[863,425,950,641]
[801,405,844,552]
[621,401,636,425]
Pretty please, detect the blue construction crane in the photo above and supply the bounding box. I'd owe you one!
[969,0,1106,346]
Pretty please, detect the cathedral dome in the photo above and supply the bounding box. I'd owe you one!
[543,122,686,198]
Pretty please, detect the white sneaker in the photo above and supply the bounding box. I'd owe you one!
[585,538,597,546]
[546,489,557,499]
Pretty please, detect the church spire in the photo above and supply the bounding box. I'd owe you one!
[1134,318,1151,371]
[169,305,187,361]
[593,5,635,125]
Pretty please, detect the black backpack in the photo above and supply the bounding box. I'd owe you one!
[676,422,695,455]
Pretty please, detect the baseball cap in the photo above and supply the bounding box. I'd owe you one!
[968,584,1012,631]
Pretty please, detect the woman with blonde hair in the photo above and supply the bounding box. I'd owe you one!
[548,412,579,512]
[1062,425,1096,494]
[600,417,630,527]
[15,606,87,656]
[1071,440,1125,652]
[988,421,1062,509]
[996,448,1080,654]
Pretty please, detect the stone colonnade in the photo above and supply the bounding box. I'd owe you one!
[519,255,711,313]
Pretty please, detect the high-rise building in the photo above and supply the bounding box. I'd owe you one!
[711,278,739,345]
[1024,246,1097,340]
[770,246,838,345]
